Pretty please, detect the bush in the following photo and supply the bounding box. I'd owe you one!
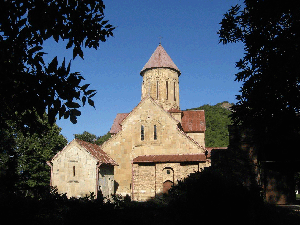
[165,168,264,224]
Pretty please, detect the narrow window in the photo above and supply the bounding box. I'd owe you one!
[156,81,159,99]
[73,166,76,177]
[141,125,144,141]
[154,125,157,140]
[174,82,176,101]
[166,81,168,100]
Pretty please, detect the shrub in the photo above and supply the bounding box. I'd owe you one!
[166,168,263,224]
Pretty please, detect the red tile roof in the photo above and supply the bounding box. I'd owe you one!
[110,113,129,134]
[133,154,206,163]
[76,139,118,166]
[140,44,180,76]
[181,110,206,132]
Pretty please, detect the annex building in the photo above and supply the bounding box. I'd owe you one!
[50,44,210,201]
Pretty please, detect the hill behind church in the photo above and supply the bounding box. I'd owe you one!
[186,101,233,147]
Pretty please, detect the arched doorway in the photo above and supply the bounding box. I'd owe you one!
[162,167,174,194]
[163,180,173,194]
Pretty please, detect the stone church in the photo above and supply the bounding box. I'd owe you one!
[49,44,210,201]
[48,139,117,199]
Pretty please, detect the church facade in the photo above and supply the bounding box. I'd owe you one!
[101,44,209,201]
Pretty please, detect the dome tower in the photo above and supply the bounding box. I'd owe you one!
[140,44,181,111]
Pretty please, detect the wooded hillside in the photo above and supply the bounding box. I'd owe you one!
[187,101,233,147]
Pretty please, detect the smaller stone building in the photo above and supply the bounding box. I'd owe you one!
[48,139,117,199]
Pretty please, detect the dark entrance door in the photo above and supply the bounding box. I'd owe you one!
[163,180,173,194]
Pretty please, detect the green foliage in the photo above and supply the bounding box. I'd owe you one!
[0,115,67,196]
[74,131,97,143]
[74,131,111,145]
[0,0,115,131]
[188,101,232,147]
[219,1,300,159]
[95,132,111,146]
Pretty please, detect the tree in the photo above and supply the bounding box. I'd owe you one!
[74,131,97,143]
[219,1,300,160]
[95,131,111,146]
[0,115,67,196]
[0,0,114,131]
[74,131,111,145]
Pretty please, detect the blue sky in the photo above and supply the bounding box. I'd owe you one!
[44,0,245,142]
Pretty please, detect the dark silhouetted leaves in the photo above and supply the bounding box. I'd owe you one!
[88,99,95,108]
[0,0,115,131]
[65,101,80,109]
[219,1,300,160]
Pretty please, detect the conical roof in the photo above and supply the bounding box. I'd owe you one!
[140,44,181,76]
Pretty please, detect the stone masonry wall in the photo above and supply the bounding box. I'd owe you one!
[102,97,205,197]
[141,68,180,111]
[186,132,205,148]
[52,141,98,198]
[132,162,206,201]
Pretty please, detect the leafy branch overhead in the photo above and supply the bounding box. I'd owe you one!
[0,0,115,129]
[218,1,300,128]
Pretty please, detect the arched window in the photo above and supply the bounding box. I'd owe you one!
[156,81,159,99]
[162,167,174,194]
[174,82,176,101]
[141,125,144,141]
[154,125,157,140]
[166,81,168,100]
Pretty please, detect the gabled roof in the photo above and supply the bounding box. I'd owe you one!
[110,113,129,134]
[181,110,206,132]
[75,139,118,166]
[52,139,118,166]
[140,44,180,76]
[133,154,207,163]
